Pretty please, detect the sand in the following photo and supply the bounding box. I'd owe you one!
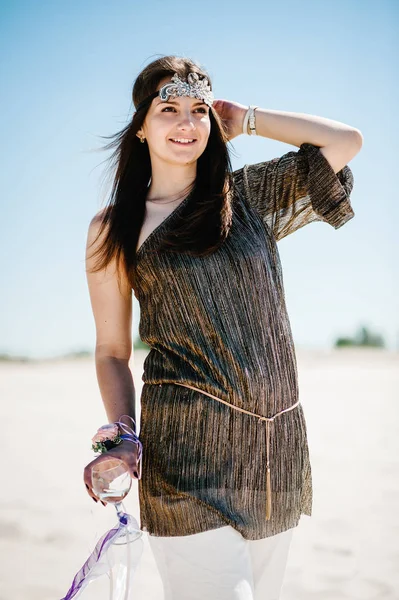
[0,347,398,599]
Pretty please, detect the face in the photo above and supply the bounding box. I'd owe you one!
[136,76,211,166]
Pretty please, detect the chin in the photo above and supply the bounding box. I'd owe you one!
[166,153,202,166]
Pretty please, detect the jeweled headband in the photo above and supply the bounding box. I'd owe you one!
[135,72,214,112]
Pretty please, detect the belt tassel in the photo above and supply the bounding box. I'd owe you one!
[171,382,300,524]
[265,420,272,520]
[266,467,272,520]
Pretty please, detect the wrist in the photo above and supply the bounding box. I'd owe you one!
[120,437,138,446]
[117,425,136,436]
[91,415,139,455]
[116,414,137,436]
[240,105,250,135]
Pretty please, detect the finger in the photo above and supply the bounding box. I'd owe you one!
[83,473,101,501]
[85,484,106,506]
[131,458,142,479]
[85,483,98,502]
[83,472,95,495]
[125,457,140,479]
[83,464,105,497]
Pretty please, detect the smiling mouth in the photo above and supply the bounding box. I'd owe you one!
[169,138,197,145]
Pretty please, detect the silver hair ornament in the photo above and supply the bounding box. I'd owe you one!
[158,72,214,107]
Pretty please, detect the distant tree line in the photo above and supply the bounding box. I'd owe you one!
[133,337,151,351]
[0,325,388,362]
[335,325,385,348]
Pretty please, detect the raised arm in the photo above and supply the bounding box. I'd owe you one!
[215,100,362,241]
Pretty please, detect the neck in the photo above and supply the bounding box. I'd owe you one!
[146,159,197,201]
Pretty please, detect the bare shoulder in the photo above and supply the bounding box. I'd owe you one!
[91,206,108,224]
[85,207,130,289]
[87,207,109,242]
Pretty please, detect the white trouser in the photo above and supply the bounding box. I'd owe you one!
[147,525,294,600]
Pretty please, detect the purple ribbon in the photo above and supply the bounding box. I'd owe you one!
[60,511,130,599]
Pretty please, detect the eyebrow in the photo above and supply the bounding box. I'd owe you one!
[157,99,207,107]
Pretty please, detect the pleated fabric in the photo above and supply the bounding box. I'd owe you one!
[134,142,355,540]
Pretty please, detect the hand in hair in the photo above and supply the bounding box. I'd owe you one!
[212,99,249,141]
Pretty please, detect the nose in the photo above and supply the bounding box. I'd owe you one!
[177,111,196,130]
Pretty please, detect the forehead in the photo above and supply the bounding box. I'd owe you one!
[154,97,206,107]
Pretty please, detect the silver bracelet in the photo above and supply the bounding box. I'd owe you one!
[248,105,258,135]
[242,105,258,135]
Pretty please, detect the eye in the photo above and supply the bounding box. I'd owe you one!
[161,106,208,113]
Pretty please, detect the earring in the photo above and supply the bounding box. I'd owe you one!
[140,137,145,143]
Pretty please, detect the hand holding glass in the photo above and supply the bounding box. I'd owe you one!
[91,457,142,545]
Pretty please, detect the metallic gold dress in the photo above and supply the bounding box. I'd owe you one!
[134,142,355,540]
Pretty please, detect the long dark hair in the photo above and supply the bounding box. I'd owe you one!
[87,55,235,290]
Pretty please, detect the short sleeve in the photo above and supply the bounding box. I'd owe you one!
[232,142,355,242]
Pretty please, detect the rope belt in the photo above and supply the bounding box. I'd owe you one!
[170,382,301,521]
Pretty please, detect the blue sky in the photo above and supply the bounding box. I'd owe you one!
[0,0,397,358]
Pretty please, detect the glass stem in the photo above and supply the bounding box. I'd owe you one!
[115,502,124,516]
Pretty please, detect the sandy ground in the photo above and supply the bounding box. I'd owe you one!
[0,347,398,600]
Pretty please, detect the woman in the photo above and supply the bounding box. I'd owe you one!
[83,55,363,599]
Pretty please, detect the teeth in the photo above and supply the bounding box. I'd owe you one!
[171,138,195,144]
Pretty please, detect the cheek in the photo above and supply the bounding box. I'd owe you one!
[199,118,211,138]
[146,125,171,146]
